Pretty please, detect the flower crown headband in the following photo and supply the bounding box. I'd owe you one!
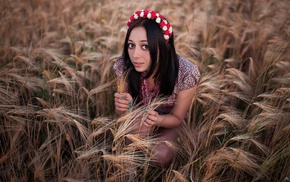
[127,10,173,42]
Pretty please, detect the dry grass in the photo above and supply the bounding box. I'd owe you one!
[1,0,290,181]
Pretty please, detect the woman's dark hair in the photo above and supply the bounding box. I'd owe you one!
[122,18,179,103]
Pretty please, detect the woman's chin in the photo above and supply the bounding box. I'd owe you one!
[134,67,146,73]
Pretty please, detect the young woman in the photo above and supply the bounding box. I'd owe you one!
[113,10,200,168]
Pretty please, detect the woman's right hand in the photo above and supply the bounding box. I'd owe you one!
[114,92,133,114]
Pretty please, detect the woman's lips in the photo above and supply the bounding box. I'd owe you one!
[133,62,143,67]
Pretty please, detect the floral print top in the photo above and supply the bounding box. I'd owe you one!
[113,56,200,114]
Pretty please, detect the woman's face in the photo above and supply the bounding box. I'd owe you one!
[127,26,151,73]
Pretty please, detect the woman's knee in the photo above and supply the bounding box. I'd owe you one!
[151,142,176,168]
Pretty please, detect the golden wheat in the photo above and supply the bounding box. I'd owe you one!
[0,0,290,181]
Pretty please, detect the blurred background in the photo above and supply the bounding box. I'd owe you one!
[0,0,289,181]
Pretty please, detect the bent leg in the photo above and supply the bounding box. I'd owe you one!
[125,117,154,145]
[124,117,180,168]
[150,126,180,168]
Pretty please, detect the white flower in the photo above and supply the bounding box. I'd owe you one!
[147,12,151,19]
[134,14,138,19]
[169,26,173,33]
[156,17,161,23]
[140,11,144,17]
[164,20,168,24]
[164,35,169,40]
[162,26,168,31]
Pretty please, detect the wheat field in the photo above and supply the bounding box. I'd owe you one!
[0,0,289,181]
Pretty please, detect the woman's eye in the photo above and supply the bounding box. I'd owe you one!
[128,43,134,49]
[142,45,149,50]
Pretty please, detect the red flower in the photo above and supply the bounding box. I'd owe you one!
[127,10,172,42]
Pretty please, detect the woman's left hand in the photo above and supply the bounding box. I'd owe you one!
[144,110,159,127]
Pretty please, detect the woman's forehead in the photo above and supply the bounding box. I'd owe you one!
[128,26,148,42]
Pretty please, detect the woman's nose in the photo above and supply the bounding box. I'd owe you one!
[133,47,142,58]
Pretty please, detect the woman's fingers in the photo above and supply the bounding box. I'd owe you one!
[115,102,128,110]
[144,113,158,127]
[115,92,133,101]
[147,115,157,122]
[114,92,133,112]
[114,97,128,105]
[143,122,151,128]
[115,99,130,111]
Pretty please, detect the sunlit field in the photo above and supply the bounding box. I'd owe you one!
[0,0,289,181]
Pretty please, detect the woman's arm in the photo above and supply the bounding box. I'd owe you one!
[144,86,197,128]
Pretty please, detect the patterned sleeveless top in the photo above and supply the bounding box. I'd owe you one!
[113,56,200,114]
